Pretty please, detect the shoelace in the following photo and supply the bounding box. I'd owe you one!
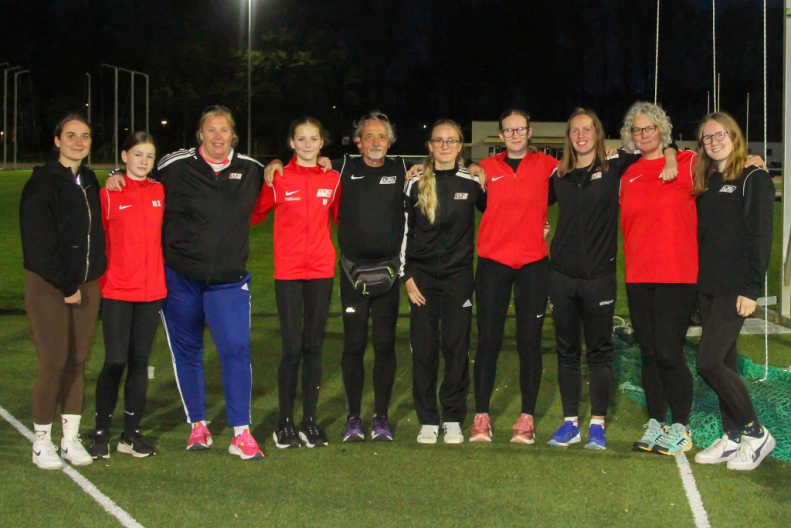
[238,431,258,447]
[736,441,756,462]
[472,415,489,431]
[37,441,59,457]
[282,426,298,440]
[513,416,532,432]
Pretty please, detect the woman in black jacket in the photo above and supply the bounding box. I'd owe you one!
[692,112,775,470]
[20,114,106,470]
[400,119,486,445]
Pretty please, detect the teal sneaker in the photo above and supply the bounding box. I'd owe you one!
[632,418,664,452]
[652,423,693,456]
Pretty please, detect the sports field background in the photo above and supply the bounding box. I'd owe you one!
[1,169,789,527]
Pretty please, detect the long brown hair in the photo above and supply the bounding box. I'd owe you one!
[693,112,747,195]
[418,119,464,224]
[558,108,609,178]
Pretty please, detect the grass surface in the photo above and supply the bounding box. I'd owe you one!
[1,170,790,527]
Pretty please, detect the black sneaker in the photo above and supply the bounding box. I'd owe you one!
[299,418,329,448]
[117,431,156,458]
[272,418,301,449]
[88,430,111,460]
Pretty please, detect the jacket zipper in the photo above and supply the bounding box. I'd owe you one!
[305,172,310,277]
[80,183,92,282]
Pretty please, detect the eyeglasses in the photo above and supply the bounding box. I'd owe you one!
[631,125,657,136]
[701,130,728,145]
[430,138,461,147]
[501,127,529,138]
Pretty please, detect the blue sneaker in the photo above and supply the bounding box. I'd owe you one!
[547,421,581,447]
[342,416,365,443]
[585,424,607,450]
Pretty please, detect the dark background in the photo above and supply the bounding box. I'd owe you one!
[0,0,783,162]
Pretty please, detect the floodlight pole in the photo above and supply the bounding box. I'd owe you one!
[102,64,150,166]
[248,0,253,155]
[13,70,29,168]
[3,65,20,169]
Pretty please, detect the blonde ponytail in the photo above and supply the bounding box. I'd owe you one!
[417,153,439,224]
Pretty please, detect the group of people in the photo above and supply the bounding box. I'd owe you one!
[20,100,776,473]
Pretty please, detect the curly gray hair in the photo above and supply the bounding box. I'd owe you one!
[353,110,397,145]
[619,101,673,152]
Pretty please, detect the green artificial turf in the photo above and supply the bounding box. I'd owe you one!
[1,170,790,527]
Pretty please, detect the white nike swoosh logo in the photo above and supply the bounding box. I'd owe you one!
[285,190,299,196]
[629,175,643,183]
[491,176,505,181]
[350,175,365,180]
[119,205,132,210]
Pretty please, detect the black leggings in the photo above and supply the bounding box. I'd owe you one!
[275,278,333,422]
[95,298,162,433]
[626,283,695,425]
[474,257,548,415]
[697,292,757,432]
[549,270,615,417]
[340,269,399,418]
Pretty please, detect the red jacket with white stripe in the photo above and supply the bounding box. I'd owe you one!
[477,151,558,268]
[99,177,166,301]
[251,158,341,280]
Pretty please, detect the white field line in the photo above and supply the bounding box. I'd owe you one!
[675,453,711,528]
[0,404,145,528]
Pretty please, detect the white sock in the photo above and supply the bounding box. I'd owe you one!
[590,418,605,428]
[565,416,579,426]
[192,420,207,428]
[61,414,81,441]
[233,425,249,437]
[34,423,52,443]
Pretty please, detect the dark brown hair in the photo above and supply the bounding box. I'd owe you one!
[53,114,91,139]
[122,131,156,152]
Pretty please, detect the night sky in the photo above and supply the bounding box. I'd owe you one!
[0,0,784,162]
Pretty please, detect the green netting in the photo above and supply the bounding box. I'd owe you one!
[612,325,791,463]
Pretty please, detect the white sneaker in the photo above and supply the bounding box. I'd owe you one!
[695,435,740,464]
[32,440,64,470]
[61,435,93,466]
[417,425,439,444]
[727,428,776,471]
[443,422,464,444]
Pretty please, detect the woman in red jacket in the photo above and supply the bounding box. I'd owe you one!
[251,117,340,449]
[88,132,165,459]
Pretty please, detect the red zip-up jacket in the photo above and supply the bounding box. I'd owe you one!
[477,151,558,268]
[251,158,341,280]
[99,177,166,301]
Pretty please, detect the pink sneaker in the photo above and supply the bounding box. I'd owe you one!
[229,429,265,460]
[511,414,535,444]
[186,422,213,451]
[469,413,493,443]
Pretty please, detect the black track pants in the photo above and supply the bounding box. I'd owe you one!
[549,270,615,417]
[409,268,473,425]
[474,257,548,415]
[340,268,399,418]
[697,292,757,432]
[95,298,162,433]
[275,278,333,422]
[626,283,696,425]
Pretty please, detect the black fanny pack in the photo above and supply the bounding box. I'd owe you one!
[340,255,400,297]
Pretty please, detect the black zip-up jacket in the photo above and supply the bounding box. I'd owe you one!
[154,148,263,284]
[400,167,486,282]
[697,168,774,300]
[548,152,639,279]
[20,161,106,297]
[334,154,409,264]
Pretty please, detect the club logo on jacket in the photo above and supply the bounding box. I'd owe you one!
[591,172,602,180]
[454,193,468,200]
[229,173,243,180]
[152,200,162,207]
[379,176,397,184]
[720,185,737,193]
[317,189,333,198]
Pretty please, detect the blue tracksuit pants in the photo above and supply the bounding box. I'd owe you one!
[161,267,253,428]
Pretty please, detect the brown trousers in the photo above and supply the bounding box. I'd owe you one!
[25,271,101,424]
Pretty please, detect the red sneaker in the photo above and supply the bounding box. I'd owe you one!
[186,422,213,451]
[469,413,493,443]
[229,429,265,460]
[511,414,535,444]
